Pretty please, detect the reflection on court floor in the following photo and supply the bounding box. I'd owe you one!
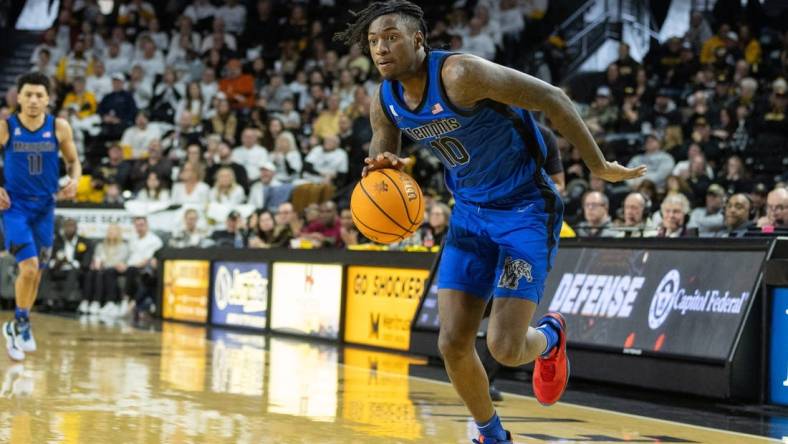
[0,315,778,443]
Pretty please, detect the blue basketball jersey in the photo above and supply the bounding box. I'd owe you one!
[379,50,554,207]
[3,114,60,198]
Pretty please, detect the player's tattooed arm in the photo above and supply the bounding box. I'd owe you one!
[363,87,408,177]
[56,117,82,200]
[442,54,646,183]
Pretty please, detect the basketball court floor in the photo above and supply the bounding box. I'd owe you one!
[0,314,783,443]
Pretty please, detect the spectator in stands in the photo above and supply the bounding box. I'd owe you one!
[55,36,93,85]
[616,192,657,237]
[120,112,160,160]
[274,97,301,130]
[210,167,246,204]
[756,187,788,231]
[313,95,343,140]
[125,217,163,316]
[32,48,56,78]
[219,58,254,110]
[701,23,733,64]
[62,77,97,119]
[685,11,713,52]
[248,161,290,211]
[461,17,496,60]
[719,155,752,195]
[207,93,238,144]
[339,207,366,247]
[216,0,246,35]
[172,161,210,205]
[420,202,451,247]
[300,201,342,248]
[98,74,138,141]
[275,202,302,240]
[248,210,276,248]
[626,134,675,189]
[717,193,753,238]
[582,86,619,132]
[150,67,184,122]
[129,140,173,191]
[86,61,112,103]
[49,218,93,299]
[104,41,131,76]
[184,0,216,30]
[270,131,303,184]
[688,184,726,236]
[206,140,248,189]
[81,224,130,317]
[575,191,616,237]
[210,211,247,248]
[260,73,293,113]
[665,174,695,204]
[31,28,62,68]
[134,172,171,203]
[232,127,268,182]
[646,89,682,134]
[176,82,207,125]
[657,194,696,237]
[98,143,130,189]
[133,35,165,83]
[104,182,125,204]
[169,209,209,248]
[303,134,348,187]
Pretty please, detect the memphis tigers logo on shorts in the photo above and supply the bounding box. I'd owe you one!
[498,257,533,290]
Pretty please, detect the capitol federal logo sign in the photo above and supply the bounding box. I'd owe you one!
[648,269,750,330]
[215,265,268,313]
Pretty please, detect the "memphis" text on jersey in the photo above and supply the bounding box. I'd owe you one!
[403,117,462,141]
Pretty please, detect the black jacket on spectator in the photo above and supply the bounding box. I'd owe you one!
[50,235,93,273]
[98,91,138,127]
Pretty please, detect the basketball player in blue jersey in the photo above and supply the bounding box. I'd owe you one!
[1,72,81,361]
[336,2,646,443]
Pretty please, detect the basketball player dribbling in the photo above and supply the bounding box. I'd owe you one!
[1,72,82,361]
[336,2,646,442]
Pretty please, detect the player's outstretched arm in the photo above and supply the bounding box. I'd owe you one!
[362,88,407,177]
[443,55,646,183]
[55,117,82,200]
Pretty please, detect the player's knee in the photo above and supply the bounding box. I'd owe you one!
[438,328,476,362]
[18,259,39,278]
[487,335,524,367]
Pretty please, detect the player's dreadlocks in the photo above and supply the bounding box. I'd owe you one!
[333,0,429,54]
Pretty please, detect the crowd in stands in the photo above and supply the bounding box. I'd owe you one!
[0,1,786,315]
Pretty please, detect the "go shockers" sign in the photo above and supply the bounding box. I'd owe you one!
[345,266,430,350]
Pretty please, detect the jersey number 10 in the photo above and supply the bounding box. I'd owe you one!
[28,153,43,175]
[430,137,470,167]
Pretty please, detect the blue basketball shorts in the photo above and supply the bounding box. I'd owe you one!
[437,196,563,303]
[2,194,55,267]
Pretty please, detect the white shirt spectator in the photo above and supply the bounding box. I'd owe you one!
[200,33,238,53]
[215,3,246,35]
[209,184,246,205]
[247,177,283,209]
[200,80,219,104]
[135,189,172,203]
[127,231,163,266]
[303,145,349,183]
[168,31,202,57]
[121,124,161,159]
[105,52,131,76]
[232,145,269,182]
[133,51,166,83]
[86,72,113,102]
[30,44,63,66]
[184,0,216,24]
[462,32,497,60]
[172,182,211,205]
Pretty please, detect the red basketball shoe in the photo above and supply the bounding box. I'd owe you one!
[532,312,569,406]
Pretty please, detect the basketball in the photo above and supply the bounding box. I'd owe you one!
[350,169,425,244]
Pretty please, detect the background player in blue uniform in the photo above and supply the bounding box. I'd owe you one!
[336,2,646,443]
[1,72,82,361]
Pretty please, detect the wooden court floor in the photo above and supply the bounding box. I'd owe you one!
[0,314,779,444]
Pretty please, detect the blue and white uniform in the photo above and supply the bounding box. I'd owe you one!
[379,50,563,302]
[2,113,60,265]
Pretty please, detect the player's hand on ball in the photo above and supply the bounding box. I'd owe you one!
[362,152,413,177]
[0,187,10,210]
[57,178,78,201]
[596,161,647,183]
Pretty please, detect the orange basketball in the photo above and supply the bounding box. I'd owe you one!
[350,169,425,244]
